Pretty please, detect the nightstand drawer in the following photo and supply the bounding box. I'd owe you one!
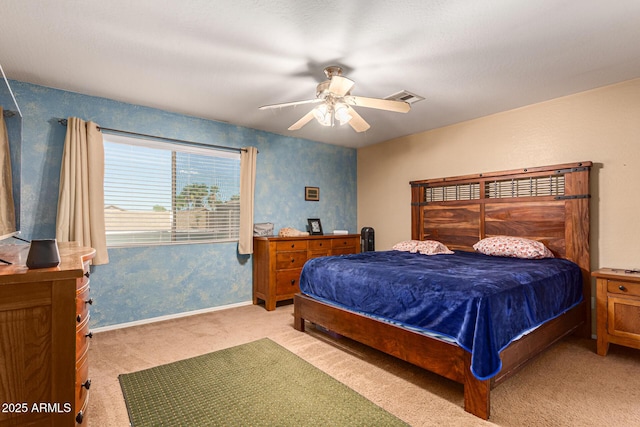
[607,295,640,339]
[608,280,640,297]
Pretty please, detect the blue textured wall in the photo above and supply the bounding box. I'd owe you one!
[12,81,357,327]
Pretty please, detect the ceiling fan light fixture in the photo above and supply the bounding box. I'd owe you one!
[334,103,352,125]
[260,66,406,133]
[313,104,332,127]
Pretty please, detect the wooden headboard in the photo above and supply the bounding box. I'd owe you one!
[410,161,592,335]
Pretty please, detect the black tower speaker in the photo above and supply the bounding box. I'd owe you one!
[360,227,375,252]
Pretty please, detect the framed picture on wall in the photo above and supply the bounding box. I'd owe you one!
[305,186,320,201]
[307,218,323,235]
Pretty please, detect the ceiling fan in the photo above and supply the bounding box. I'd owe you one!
[259,66,411,133]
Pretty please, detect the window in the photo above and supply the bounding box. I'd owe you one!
[103,133,241,247]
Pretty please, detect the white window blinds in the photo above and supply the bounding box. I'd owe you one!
[103,133,240,247]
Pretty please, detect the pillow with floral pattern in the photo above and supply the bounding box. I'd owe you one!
[392,240,454,255]
[392,240,420,252]
[473,236,554,259]
[415,240,454,255]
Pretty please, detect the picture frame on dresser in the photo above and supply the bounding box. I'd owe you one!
[307,218,323,235]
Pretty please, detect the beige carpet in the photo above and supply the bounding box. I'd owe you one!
[88,303,640,427]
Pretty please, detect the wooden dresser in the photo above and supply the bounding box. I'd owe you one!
[253,234,360,310]
[594,268,640,356]
[0,242,95,426]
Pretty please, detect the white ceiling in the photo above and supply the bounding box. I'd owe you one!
[2,1,640,148]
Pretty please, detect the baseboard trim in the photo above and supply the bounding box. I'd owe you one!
[91,300,253,333]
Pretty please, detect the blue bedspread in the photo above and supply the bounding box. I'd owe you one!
[299,250,583,380]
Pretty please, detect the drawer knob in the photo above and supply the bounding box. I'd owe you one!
[77,314,82,323]
[85,298,93,305]
[291,258,295,263]
[82,379,91,390]
[84,271,90,278]
[619,285,627,291]
[291,244,295,248]
[290,279,296,286]
[76,411,84,424]
[85,331,93,339]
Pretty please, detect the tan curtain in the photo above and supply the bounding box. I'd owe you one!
[0,107,16,238]
[56,117,109,264]
[238,146,257,255]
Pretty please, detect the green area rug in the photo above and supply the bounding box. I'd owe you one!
[118,338,408,426]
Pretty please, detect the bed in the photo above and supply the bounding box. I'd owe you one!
[293,161,592,419]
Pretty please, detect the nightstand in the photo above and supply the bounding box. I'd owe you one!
[593,268,640,356]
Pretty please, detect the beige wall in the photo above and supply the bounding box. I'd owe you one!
[358,77,640,270]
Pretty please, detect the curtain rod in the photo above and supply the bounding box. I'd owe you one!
[57,118,251,154]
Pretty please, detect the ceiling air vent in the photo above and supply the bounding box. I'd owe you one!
[385,90,425,104]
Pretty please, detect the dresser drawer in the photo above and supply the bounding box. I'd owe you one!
[308,250,331,259]
[309,240,330,251]
[332,237,358,249]
[78,261,91,289]
[75,353,90,425]
[332,247,357,255]
[276,269,302,295]
[276,240,308,252]
[76,316,91,361]
[76,283,91,317]
[275,251,307,269]
[308,240,331,257]
[608,280,640,297]
[331,238,357,255]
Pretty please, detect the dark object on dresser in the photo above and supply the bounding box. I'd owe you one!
[26,238,61,269]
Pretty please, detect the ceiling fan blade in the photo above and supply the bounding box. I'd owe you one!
[259,98,322,110]
[346,106,370,132]
[288,110,316,131]
[329,75,355,96]
[345,96,410,113]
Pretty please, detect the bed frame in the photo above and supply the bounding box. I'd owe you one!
[294,161,592,419]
